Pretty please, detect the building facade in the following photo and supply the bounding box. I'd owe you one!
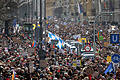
[18,0,93,23]
[46,0,82,21]
[18,0,120,24]
[93,0,120,24]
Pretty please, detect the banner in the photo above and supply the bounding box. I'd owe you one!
[73,34,81,40]
[72,60,82,67]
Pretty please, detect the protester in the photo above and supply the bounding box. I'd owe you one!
[0,18,119,80]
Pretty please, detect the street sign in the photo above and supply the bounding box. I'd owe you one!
[111,54,120,63]
[110,34,119,44]
[84,45,91,52]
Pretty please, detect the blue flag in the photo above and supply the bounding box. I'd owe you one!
[104,63,114,74]
[48,32,64,49]
[78,3,84,14]
[13,19,16,27]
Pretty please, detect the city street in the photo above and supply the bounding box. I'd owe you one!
[0,0,120,80]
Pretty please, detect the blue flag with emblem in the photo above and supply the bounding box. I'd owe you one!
[104,63,114,74]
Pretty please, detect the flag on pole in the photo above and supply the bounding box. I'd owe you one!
[98,0,101,13]
[48,32,64,49]
[53,44,55,48]
[89,74,92,80]
[47,23,50,29]
[109,0,114,11]
[13,19,17,27]
[38,24,40,28]
[12,70,15,80]
[78,3,83,14]
[104,0,107,8]
[33,24,36,30]
[98,32,100,38]
[46,20,50,29]
[104,63,114,74]
[32,40,36,47]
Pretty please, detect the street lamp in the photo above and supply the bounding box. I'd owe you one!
[38,0,43,68]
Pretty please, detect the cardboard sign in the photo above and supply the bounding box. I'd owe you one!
[46,37,50,42]
[72,60,82,67]
[50,50,55,55]
[107,56,112,63]
[73,63,77,67]
[72,60,77,67]
[12,37,22,44]
[40,60,48,68]
[104,42,109,47]
[77,60,82,67]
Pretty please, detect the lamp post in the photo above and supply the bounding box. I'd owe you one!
[93,15,99,54]
[35,0,38,41]
[44,0,47,50]
[38,0,43,68]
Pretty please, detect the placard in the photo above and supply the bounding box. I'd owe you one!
[78,38,87,43]
[104,42,109,47]
[40,60,48,68]
[107,56,112,63]
[12,37,22,44]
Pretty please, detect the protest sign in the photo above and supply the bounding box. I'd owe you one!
[40,60,48,68]
[107,56,112,63]
[104,42,109,47]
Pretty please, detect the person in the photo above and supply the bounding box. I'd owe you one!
[116,67,120,79]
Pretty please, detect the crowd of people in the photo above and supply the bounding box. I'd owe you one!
[0,18,120,80]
